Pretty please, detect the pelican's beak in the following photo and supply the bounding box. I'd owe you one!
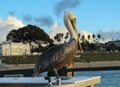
[70,19,77,32]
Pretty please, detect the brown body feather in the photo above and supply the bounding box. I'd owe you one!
[33,39,77,76]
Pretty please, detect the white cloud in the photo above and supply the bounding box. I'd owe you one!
[98,29,119,43]
[79,30,94,43]
[48,22,120,44]
[49,23,94,43]
[0,16,25,42]
[79,29,120,43]
[49,22,68,43]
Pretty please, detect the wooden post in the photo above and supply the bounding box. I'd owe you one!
[67,61,74,76]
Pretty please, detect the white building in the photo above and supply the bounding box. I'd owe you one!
[1,42,30,56]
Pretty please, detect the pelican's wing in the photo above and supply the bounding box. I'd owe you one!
[33,39,76,76]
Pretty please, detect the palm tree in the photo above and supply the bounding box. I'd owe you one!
[97,34,101,42]
[88,35,91,42]
[78,33,80,38]
[81,35,85,43]
[97,34,101,39]
[92,34,96,43]
[54,33,64,43]
[64,32,69,43]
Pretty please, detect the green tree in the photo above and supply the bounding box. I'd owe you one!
[92,34,96,43]
[97,34,101,40]
[78,33,81,38]
[81,35,85,43]
[97,34,101,43]
[88,35,91,41]
[7,24,53,52]
[64,32,69,40]
[54,33,64,43]
[64,32,69,43]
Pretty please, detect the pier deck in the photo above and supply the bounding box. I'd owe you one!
[0,76,101,87]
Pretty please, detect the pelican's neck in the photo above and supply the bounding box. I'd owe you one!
[69,28,78,42]
[64,12,78,42]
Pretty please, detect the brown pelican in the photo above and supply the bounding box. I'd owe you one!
[33,11,82,79]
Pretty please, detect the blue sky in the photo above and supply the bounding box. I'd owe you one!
[0,0,120,42]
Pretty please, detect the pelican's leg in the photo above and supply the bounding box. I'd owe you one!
[54,69,59,78]
[54,69,61,85]
[44,75,53,87]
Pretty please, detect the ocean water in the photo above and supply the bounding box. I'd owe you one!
[75,70,120,87]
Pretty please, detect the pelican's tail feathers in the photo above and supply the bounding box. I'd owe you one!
[32,71,39,77]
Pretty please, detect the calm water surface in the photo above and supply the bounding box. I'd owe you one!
[75,70,120,87]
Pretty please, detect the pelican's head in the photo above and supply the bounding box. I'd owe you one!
[64,12,78,34]
[64,11,83,52]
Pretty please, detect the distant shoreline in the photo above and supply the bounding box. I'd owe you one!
[74,61,120,68]
[0,61,120,71]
